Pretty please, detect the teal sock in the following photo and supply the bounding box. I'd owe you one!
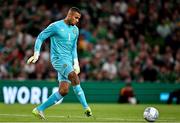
[37,91,63,111]
[73,84,88,109]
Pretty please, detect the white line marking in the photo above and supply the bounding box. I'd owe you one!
[0,113,178,122]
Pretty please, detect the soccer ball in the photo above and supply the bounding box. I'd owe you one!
[143,107,159,122]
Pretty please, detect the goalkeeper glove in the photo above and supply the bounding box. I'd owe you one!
[27,51,40,64]
[73,59,80,74]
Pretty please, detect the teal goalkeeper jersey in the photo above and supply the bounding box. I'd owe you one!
[34,20,79,64]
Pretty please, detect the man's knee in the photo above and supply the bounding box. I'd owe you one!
[68,71,80,85]
[59,88,69,96]
[58,82,70,96]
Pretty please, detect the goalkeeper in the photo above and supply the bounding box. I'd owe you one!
[27,7,92,119]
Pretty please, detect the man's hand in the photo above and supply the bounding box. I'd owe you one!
[27,52,40,64]
[73,59,80,74]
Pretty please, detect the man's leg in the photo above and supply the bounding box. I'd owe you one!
[32,82,70,119]
[68,71,92,117]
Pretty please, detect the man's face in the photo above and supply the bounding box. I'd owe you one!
[68,11,81,25]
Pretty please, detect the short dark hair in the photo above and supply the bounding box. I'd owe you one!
[69,7,81,14]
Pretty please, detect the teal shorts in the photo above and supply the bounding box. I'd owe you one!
[52,61,73,83]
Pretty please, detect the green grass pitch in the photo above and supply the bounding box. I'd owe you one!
[0,103,179,122]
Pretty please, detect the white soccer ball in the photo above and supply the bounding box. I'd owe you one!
[143,107,159,122]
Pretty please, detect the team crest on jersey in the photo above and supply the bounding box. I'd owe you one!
[63,64,67,68]
[73,28,77,35]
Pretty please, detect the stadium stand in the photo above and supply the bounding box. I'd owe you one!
[0,0,179,83]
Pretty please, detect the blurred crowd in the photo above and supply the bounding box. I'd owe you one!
[0,0,180,83]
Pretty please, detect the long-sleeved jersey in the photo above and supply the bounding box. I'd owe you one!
[34,20,79,65]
